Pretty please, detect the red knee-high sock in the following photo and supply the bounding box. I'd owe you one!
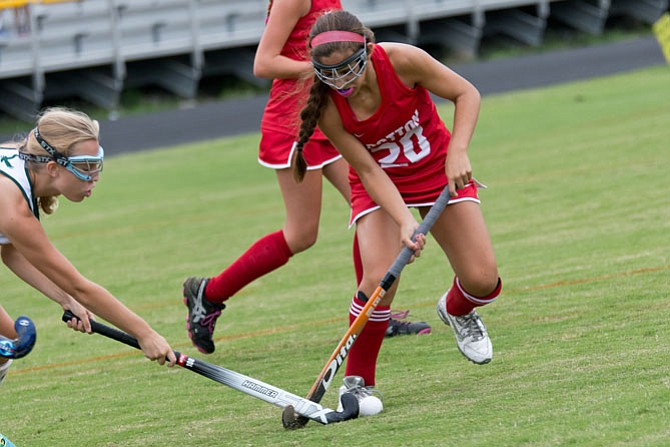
[205,230,293,303]
[353,233,363,286]
[446,276,502,316]
[344,293,390,387]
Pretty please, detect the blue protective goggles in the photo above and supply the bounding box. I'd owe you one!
[19,128,104,181]
[65,146,104,181]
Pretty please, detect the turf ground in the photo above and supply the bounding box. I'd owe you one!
[1,64,669,446]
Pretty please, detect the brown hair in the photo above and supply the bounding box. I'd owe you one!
[19,107,100,214]
[292,10,375,181]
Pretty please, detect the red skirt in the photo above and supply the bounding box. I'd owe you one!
[258,127,341,170]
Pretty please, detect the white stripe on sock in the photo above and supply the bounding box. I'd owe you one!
[456,277,499,305]
[349,299,390,322]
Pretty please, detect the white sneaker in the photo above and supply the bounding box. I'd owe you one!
[437,293,492,364]
[336,376,384,416]
[0,359,12,386]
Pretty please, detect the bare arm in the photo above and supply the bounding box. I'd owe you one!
[253,0,312,79]
[382,42,481,196]
[0,180,175,365]
[1,244,94,332]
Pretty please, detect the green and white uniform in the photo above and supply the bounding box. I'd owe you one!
[0,147,39,245]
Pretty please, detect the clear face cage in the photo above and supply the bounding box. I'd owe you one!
[313,46,368,91]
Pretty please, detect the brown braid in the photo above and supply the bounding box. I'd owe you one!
[293,78,330,182]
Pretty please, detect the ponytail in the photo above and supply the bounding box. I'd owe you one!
[293,78,330,182]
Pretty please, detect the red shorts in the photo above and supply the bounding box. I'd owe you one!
[258,128,342,170]
[349,176,481,226]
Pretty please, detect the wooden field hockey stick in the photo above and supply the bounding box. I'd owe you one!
[62,311,359,426]
[282,186,452,429]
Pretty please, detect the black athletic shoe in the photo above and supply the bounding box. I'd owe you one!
[385,310,431,338]
[183,277,225,354]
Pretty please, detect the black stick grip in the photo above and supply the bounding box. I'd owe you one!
[62,310,141,350]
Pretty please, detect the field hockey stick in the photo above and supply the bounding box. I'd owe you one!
[62,311,358,425]
[0,316,36,359]
[282,186,452,429]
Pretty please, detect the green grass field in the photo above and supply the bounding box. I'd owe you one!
[1,64,669,447]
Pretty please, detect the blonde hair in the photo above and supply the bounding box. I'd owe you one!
[19,107,100,214]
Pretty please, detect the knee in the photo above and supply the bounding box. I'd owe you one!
[285,228,318,254]
[459,268,501,298]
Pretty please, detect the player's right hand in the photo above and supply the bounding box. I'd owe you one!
[138,333,177,367]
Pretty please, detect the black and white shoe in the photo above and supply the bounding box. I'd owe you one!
[385,310,431,337]
[336,376,384,417]
[183,277,225,354]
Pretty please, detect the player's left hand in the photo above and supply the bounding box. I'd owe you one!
[445,149,472,196]
[63,300,96,333]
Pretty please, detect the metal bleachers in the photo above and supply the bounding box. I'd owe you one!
[0,0,667,121]
[199,0,268,50]
[33,0,113,71]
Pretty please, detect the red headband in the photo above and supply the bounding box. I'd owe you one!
[311,31,365,47]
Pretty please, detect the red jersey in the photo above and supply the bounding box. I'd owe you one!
[259,0,342,169]
[330,44,479,224]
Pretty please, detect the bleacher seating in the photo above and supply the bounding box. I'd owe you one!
[0,0,667,121]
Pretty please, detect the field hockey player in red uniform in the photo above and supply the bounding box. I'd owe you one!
[182,0,430,356]
[293,10,503,414]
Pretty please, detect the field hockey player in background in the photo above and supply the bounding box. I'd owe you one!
[0,107,176,385]
[182,0,429,356]
[293,10,503,414]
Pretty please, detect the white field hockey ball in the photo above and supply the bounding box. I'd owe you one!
[358,395,383,416]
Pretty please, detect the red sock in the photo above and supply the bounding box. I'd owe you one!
[446,276,502,316]
[205,230,293,303]
[353,233,363,286]
[344,294,390,387]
